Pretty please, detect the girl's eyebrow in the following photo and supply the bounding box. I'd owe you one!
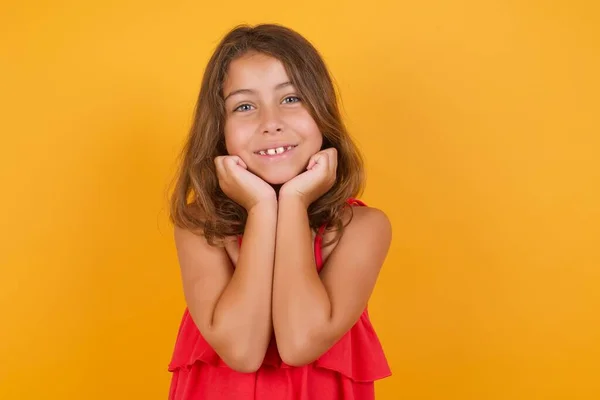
[224,81,292,101]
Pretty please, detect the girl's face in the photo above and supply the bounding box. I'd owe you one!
[222,51,323,185]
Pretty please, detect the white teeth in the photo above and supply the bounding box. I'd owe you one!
[258,145,295,156]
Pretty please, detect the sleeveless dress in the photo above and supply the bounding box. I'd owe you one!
[168,199,391,399]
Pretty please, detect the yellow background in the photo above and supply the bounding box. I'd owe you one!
[1,1,599,399]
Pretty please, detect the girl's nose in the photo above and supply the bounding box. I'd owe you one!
[259,107,284,135]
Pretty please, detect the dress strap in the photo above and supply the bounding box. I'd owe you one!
[346,197,366,207]
[314,224,327,271]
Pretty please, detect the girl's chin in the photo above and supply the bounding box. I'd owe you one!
[255,171,299,186]
[247,163,305,186]
[263,176,295,186]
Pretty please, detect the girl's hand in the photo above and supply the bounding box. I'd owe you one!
[214,155,277,211]
[279,148,338,208]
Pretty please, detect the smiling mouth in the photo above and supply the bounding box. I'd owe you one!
[255,145,297,156]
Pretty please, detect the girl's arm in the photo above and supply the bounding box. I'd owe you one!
[175,199,277,373]
[272,195,392,366]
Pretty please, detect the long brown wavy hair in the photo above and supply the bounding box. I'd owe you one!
[169,23,365,246]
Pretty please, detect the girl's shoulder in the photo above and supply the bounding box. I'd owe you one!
[320,200,391,265]
[332,199,391,239]
[348,203,390,226]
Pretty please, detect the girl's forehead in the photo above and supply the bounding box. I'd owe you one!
[224,53,291,91]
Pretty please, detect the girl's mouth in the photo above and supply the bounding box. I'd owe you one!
[255,145,297,156]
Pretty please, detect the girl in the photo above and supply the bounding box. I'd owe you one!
[168,24,392,399]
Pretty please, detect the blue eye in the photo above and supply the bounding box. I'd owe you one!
[283,96,301,104]
[234,104,254,112]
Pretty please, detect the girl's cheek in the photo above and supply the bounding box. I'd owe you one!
[225,124,255,149]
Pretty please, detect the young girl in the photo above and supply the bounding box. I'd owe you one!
[168,24,392,399]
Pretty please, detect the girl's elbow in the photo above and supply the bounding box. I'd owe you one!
[279,351,312,367]
[278,336,320,367]
[225,357,263,373]
[221,349,265,373]
[277,321,335,366]
[203,323,269,373]
[214,339,266,373]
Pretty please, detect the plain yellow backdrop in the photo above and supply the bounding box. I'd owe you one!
[1,1,599,399]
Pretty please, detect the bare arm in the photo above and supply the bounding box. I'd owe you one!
[272,197,392,366]
[175,200,278,372]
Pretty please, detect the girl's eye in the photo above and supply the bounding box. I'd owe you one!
[282,96,301,104]
[234,104,254,112]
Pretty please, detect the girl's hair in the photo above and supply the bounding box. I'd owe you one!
[169,23,365,246]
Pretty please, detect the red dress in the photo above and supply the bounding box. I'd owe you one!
[168,199,391,399]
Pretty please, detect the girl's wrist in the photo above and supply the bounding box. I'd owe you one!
[247,196,278,215]
[277,191,309,211]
